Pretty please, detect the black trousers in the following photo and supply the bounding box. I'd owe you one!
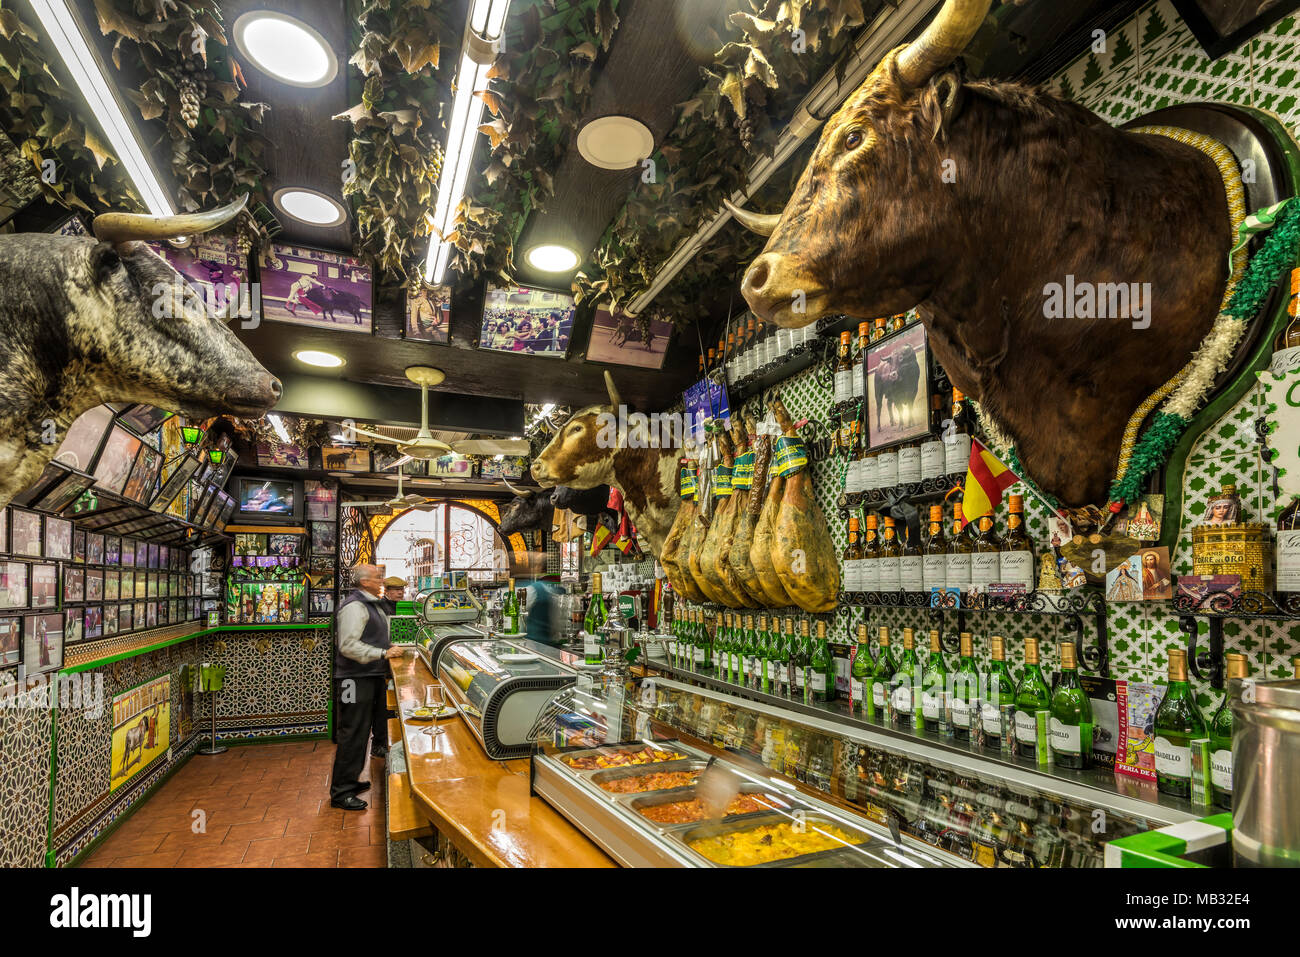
[330,675,388,801]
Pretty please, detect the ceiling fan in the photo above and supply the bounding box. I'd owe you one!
[343,366,533,469]
[346,467,440,511]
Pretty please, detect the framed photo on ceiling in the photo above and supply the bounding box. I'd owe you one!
[584,305,672,370]
[53,406,114,473]
[92,425,143,496]
[256,442,308,469]
[10,509,41,558]
[44,517,72,561]
[406,283,451,343]
[864,322,932,452]
[147,233,248,320]
[115,404,174,437]
[320,445,370,473]
[121,443,163,505]
[478,283,575,357]
[33,469,96,515]
[24,613,63,673]
[259,243,373,333]
[1172,1,1300,59]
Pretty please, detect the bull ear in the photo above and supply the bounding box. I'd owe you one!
[934,69,965,129]
[90,242,122,285]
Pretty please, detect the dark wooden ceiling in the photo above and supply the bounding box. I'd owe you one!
[49,0,1152,429]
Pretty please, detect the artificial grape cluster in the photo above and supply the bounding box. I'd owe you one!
[235,216,256,258]
[736,112,757,150]
[177,57,208,129]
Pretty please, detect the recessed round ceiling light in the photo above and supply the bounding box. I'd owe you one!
[234,12,337,88]
[576,115,655,170]
[526,244,580,272]
[273,187,347,227]
[294,349,344,368]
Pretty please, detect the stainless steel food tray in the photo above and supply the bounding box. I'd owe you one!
[587,758,709,792]
[553,740,701,773]
[663,810,876,868]
[620,785,790,831]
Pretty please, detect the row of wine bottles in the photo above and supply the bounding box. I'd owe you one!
[667,610,1245,807]
[840,498,1035,593]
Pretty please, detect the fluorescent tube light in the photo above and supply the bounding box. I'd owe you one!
[27,0,174,216]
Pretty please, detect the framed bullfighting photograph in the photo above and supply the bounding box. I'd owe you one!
[320,445,370,473]
[24,612,63,674]
[865,323,932,451]
[406,283,451,343]
[0,617,19,668]
[147,234,248,320]
[478,283,575,357]
[259,243,373,333]
[584,305,672,370]
[53,405,114,473]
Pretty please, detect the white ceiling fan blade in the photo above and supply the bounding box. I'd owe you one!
[389,454,416,470]
[452,438,531,456]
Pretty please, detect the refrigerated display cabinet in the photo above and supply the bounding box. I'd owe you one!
[531,676,1201,867]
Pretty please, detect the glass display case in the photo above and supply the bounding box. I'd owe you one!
[530,681,978,868]
[531,676,1198,868]
[435,637,577,759]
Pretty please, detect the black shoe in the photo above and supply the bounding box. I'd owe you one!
[331,795,368,811]
[371,746,388,758]
[355,781,371,794]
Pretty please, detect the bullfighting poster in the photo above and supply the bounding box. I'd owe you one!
[110,676,170,792]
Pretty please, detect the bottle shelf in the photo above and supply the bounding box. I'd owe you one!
[1172,588,1300,620]
[836,589,1107,617]
[726,315,862,404]
[836,472,967,516]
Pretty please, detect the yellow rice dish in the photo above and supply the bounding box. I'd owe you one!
[688,821,865,866]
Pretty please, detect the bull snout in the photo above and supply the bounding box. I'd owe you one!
[530,460,552,486]
[741,254,825,328]
[268,376,282,401]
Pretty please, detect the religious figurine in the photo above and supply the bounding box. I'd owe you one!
[1037,555,1064,592]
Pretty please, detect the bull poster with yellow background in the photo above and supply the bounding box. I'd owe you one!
[110,676,170,792]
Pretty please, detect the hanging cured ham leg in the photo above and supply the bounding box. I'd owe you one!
[749,426,796,609]
[695,430,747,607]
[660,460,707,603]
[711,420,763,607]
[731,416,771,607]
[768,397,840,613]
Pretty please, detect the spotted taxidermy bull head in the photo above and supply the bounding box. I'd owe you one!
[0,196,281,506]
[733,0,1235,506]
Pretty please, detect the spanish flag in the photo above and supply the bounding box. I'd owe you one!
[961,438,1020,525]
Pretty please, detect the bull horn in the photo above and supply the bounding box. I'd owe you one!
[895,0,991,88]
[723,199,779,237]
[502,477,534,499]
[92,194,250,245]
[603,370,621,409]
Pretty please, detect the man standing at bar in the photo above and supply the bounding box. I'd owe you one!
[330,564,403,811]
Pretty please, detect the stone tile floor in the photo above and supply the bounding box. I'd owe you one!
[82,740,387,867]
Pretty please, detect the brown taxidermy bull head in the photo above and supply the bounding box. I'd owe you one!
[530,371,683,554]
[735,0,1230,507]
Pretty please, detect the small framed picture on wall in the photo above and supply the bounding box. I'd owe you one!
[44,517,72,561]
[310,521,337,554]
[63,567,85,604]
[103,604,119,637]
[65,613,83,645]
[118,603,133,634]
[24,613,63,673]
[83,606,102,641]
[72,529,86,564]
[86,569,104,603]
[105,535,121,565]
[30,563,57,610]
[10,509,42,558]
[0,562,28,611]
[104,570,119,602]
[86,533,104,565]
[0,617,20,668]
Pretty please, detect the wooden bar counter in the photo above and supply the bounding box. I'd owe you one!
[390,651,616,868]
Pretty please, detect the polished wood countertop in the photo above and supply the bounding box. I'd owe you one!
[390,651,616,868]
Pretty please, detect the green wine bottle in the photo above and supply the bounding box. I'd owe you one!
[921,629,948,733]
[950,632,978,740]
[1209,653,1246,809]
[721,613,735,683]
[850,623,873,715]
[758,615,773,694]
[870,626,896,719]
[890,627,920,728]
[1154,647,1207,799]
[503,578,520,634]
[583,573,605,665]
[1048,640,1092,769]
[1014,637,1051,759]
[811,620,835,703]
[982,635,1015,749]
[797,619,814,704]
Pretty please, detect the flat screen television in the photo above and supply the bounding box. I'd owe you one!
[232,476,302,524]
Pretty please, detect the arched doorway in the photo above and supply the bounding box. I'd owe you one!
[372,503,510,589]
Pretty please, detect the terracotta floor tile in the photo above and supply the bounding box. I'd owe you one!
[157,825,232,849]
[242,834,311,864]
[105,848,186,867]
[224,818,289,844]
[265,799,326,820]
[95,830,169,857]
[272,849,340,867]
[176,841,252,867]
[283,813,345,836]
[307,827,371,853]
[338,844,387,868]
[203,804,271,827]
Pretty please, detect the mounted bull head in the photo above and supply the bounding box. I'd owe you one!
[733,0,1233,506]
[530,371,682,554]
[0,196,281,506]
[497,477,554,536]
